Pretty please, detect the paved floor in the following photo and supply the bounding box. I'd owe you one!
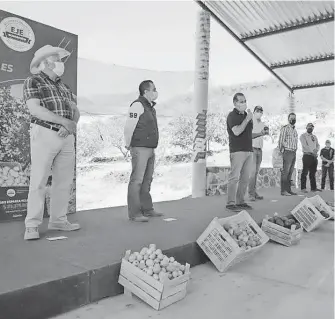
[54,224,334,319]
[51,191,334,319]
[0,189,333,295]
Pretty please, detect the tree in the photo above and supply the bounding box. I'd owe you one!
[99,116,129,159]
[263,114,285,144]
[169,113,228,153]
[168,115,193,152]
[0,86,31,169]
[207,113,228,151]
[76,121,104,164]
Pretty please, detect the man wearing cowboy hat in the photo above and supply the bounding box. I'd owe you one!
[22,45,80,240]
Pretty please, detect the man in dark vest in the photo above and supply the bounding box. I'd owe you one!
[124,80,163,222]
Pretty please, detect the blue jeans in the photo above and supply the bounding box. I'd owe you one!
[248,148,262,197]
[127,147,155,218]
[281,150,296,193]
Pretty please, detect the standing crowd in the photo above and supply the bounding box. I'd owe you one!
[22,45,334,239]
[225,92,333,213]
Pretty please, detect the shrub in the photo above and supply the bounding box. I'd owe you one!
[0,86,31,169]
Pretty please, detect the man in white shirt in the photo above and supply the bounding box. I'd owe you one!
[300,123,321,193]
[248,106,268,201]
[124,80,163,222]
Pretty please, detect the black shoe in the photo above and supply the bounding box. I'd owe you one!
[129,216,149,222]
[255,194,264,200]
[236,203,253,210]
[143,210,163,217]
[226,204,242,212]
[281,191,292,196]
[288,191,297,195]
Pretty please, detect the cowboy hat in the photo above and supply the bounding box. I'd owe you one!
[30,45,70,74]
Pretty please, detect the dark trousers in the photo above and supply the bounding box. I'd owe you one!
[301,154,318,191]
[127,147,155,218]
[281,150,296,193]
[321,163,334,190]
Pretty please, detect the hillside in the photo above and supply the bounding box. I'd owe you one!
[77,58,194,114]
[76,58,334,116]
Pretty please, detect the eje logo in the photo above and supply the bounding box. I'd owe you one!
[7,189,16,197]
[0,17,35,52]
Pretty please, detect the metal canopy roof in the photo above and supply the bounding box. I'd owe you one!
[196,1,335,92]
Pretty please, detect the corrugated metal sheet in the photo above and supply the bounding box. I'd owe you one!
[200,0,335,91]
[275,60,334,87]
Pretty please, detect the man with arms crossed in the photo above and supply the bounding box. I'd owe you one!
[23,45,80,240]
[124,80,163,222]
[320,140,334,191]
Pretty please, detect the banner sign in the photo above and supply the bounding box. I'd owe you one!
[0,10,78,222]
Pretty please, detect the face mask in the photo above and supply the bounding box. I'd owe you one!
[289,119,296,125]
[237,104,247,112]
[151,91,158,101]
[52,62,65,77]
[307,128,313,133]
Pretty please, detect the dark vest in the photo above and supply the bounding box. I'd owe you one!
[130,96,159,148]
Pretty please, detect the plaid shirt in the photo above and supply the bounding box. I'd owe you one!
[278,124,298,151]
[23,72,76,125]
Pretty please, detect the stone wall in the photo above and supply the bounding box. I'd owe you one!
[206,166,296,196]
[297,168,333,190]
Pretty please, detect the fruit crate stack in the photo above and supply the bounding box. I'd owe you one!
[197,210,269,272]
[261,213,303,247]
[308,195,334,220]
[118,244,191,311]
[290,197,331,232]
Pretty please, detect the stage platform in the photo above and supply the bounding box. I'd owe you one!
[0,188,333,319]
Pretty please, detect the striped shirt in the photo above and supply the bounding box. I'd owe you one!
[23,72,76,126]
[278,124,298,151]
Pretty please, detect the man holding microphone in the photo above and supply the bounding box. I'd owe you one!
[226,93,267,212]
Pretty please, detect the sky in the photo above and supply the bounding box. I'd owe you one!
[0,0,272,86]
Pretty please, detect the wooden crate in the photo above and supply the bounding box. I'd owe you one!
[118,251,191,311]
[261,217,303,247]
[290,197,330,232]
[308,195,334,220]
[196,210,269,272]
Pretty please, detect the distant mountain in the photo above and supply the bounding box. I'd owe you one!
[77,58,194,109]
[77,58,334,117]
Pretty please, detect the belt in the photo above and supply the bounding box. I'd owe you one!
[253,147,262,150]
[31,118,60,132]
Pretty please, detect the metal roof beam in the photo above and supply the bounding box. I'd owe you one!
[241,12,334,41]
[292,81,334,91]
[271,54,334,69]
[195,1,293,92]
